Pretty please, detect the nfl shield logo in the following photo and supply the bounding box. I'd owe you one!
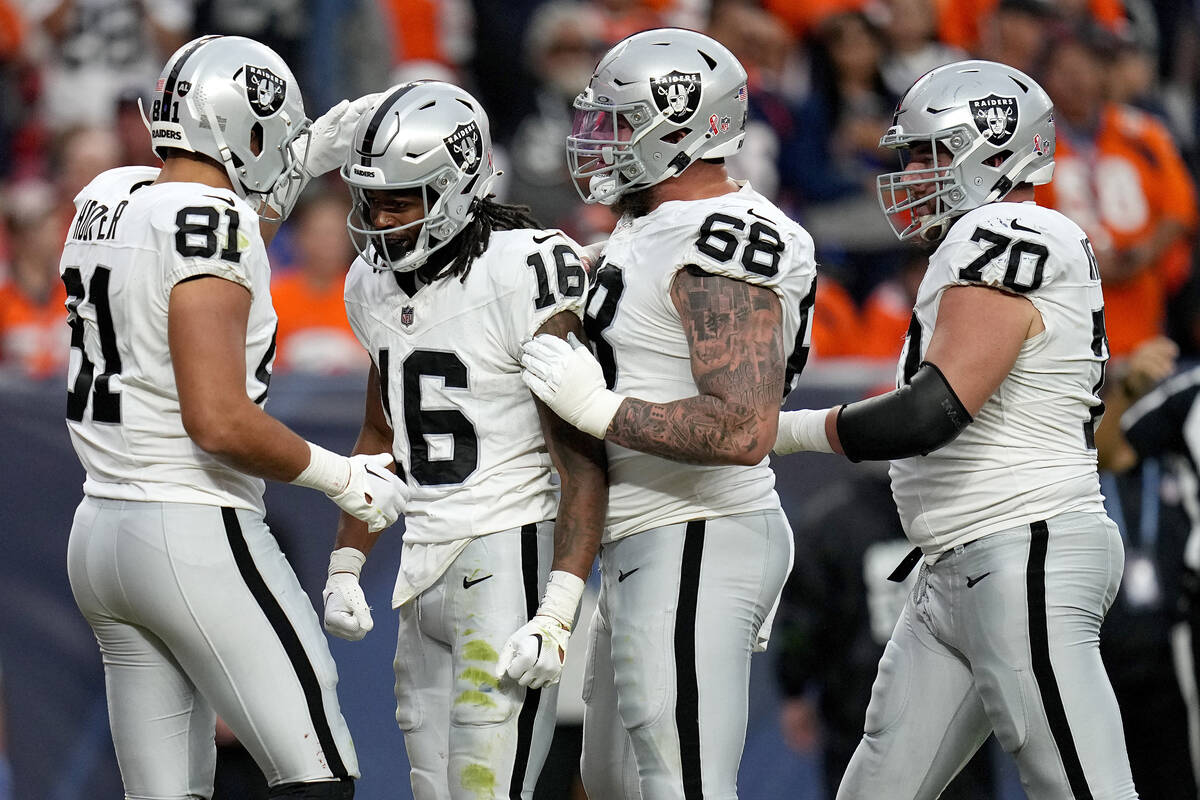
[650,70,702,124]
[401,306,415,327]
[245,64,286,118]
[969,94,1018,146]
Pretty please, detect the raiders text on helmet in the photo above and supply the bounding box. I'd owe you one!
[876,60,1056,241]
[567,28,749,205]
[146,35,311,219]
[340,82,497,272]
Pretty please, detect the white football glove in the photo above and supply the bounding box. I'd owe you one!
[291,443,408,533]
[323,547,373,641]
[520,333,625,439]
[496,571,585,689]
[301,93,382,178]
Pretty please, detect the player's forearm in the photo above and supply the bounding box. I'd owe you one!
[551,452,607,580]
[607,394,774,466]
[187,400,312,482]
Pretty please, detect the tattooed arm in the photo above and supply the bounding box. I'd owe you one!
[605,265,785,465]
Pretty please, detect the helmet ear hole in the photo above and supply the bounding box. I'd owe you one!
[985,149,1012,168]
[250,122,263,156]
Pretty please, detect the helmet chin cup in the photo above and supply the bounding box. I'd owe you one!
[590,175,620,206]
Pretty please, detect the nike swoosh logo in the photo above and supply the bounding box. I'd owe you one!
[1010,220,1040,235]
[966,572,992,588]
[746,208,773,223]
[203,193,236,207]
[617,567,639,583]
[462,574,493,589]
[532,232,560,244]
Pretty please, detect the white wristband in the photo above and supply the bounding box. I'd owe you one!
[537,570,586,629]
[776,408,834,455]
[328,546,366,579]
[291,442,352,496]
[578,389,625,440]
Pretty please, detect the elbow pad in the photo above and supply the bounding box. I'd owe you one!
[836,362,972,462]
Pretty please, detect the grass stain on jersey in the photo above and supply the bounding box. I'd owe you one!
[460,666,500,690]
[454,689,497,709]
[460,764,496,799]
[463,639,498,662]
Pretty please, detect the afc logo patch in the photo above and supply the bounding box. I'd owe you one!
[650,70,701,124]
[444,121,484,174]
[245,64,286,118]
[401,306,415,326]
[969,94,1018,146]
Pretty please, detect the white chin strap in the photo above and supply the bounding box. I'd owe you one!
[589,174,620,206]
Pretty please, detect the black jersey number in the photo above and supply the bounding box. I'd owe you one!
[63,266,123,423]
[527,244,586,310]
[582,259,625,389]
[380,348,479,485]
[959,227,1047,292]
[696,212,784,277]
[174,206,242,263]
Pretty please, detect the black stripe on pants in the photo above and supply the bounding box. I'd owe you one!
[221,507,348,779]
[1027,519,1093,799]
[676,520,706,799]
[509,522,542,798]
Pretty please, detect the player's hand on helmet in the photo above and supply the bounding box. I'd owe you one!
[331,453,408,532]
[520,333,624,439]
[302,92,383,177]
[495,615,572,689]
[323,547,373,641]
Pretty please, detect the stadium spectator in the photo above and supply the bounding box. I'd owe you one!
[972,0,1060,75]
[270,189,369,375]
[52,125,120,233]
[878,0,966,98]
[1036,26,1197,356]
[0,180,67,378]
[23,0,190,131]
[809,274,866,359]
[858,249,926,359]
[780,11,900,300]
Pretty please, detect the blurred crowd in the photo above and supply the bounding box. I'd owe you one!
[1,0,1200,379]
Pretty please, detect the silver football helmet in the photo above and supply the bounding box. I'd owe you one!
[877,59,1056,241]
[567,28,749,205]
[341,81,498,272]
[145,35,311,219]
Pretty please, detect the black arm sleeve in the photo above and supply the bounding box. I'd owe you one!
[836,362,973,462]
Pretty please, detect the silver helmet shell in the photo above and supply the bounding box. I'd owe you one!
[146,35,311,219]
[567,28,749,205]
[340,81,498,272]
[877,59,1056,241]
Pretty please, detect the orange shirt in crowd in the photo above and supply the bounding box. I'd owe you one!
[0,279,68,378]
[859,280,914,360]
[809,275,865,358]
[270,272,369,374]
[1036,104,1197,355]
[765,0,868,38]
[938,0,1128,52]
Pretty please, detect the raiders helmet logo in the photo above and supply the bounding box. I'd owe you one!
[650,71,701,124]
[444,121,483,174]
[245,65,286,118]
[969,94,1018,146]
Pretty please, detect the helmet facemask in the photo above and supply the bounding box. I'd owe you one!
[566,94,657,205]
[876,124,978,242]
[346,167,468,273]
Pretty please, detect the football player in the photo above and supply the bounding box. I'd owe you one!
[519,29,817,798]
[321,82,607,799]
[62,35,407,800]
[773,60,1139,799]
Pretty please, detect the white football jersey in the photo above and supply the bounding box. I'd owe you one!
[889,201,1109,553]
[62,167,276,513]
[587,183,817,541]
[344,228,587,552]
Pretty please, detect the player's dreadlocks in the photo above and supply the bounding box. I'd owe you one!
[426,196,542,283]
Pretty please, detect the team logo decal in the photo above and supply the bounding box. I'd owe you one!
[245,65,286,117]
[969,94,1018,146]
[650,70,701,124]
[176,80,191,97]
[401,306,415,327]
[444,121,483,174]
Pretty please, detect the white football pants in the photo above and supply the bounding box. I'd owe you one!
[580,509,794,800]
[838,512,1138,800]
[393,522,559,800]
[67,497,358,799]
